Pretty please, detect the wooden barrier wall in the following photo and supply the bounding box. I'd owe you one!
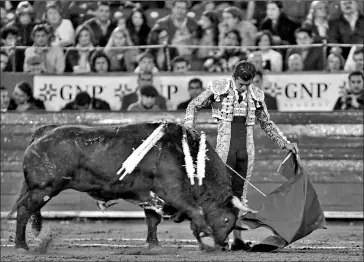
[1,111,363,213]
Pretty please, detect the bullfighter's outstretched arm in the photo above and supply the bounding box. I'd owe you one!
[255,100,290,149]
[184,89,214,129]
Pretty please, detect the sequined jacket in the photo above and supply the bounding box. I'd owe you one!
[184,78,290,149]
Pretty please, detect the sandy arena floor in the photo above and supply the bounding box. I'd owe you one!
[1,219,363,262]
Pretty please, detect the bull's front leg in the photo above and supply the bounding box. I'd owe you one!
[144,209,162,249]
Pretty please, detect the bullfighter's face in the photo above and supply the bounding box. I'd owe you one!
[234,77,252,93]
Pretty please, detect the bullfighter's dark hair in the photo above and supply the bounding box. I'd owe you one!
[232,60,257,81]
[349,70,364,81]
[0,86,8,91]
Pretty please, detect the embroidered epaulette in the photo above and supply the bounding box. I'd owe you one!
[209,78,230,96]
[249,84,265,102]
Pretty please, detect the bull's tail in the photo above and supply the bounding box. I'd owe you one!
[7,180,29,219]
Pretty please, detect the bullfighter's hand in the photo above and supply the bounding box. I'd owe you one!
[284,142,299,154]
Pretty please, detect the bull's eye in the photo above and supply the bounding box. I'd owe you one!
[224,218,229,224]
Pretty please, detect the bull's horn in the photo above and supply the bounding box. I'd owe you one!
[231,196,257,213]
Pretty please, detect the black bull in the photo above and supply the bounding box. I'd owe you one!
[8,122,254,251]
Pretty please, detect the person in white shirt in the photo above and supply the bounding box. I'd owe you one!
[255,30,283,72]
[45,4,75,47]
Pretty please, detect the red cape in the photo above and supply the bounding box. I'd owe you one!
[242,152,327,252]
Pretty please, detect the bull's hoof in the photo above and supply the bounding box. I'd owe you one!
[231,239,252,251]
[147,242,160,250]
[15,243,29,252]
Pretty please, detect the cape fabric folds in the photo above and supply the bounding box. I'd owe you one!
[241,152,327,252]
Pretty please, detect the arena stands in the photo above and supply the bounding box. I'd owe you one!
[0,0,363,112]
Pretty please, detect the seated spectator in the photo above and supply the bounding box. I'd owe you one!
[146,27,179,71]
[32,0,71,24]
[259,1,299,45]
[177,78,207,110]
[67,1,98,29]
[344,45,363,71]
[326,53,344,72]
[134,52,159,74]
[287,53,304,72]
[90,50,110,73]
[281,0,311,24]
[82,2,117,47]
[4,1,36,46]
[104,27,139,72]
[334,70,363,110]
[353,47,363,71]
[114,11,127,30]
[126,7,151,46]
[219,6,257,47]
[0,50,9,72]
[152,0,198,60]
[172,56,190,73]
[328,0,364,58]
[121,71,167,110]
[62,91,110,110]
[195,10,220,62]
[8,81,45,111]
[45,4,75,47]
[252,70,278,110]
[302,1,330,42]
[255,30,283,72]
[0,86,10,112]
[204,29,247,72]
[65,24,95,73]
[127,84,161,112]
[0,26,25,72]
[23,24,65,73]
[285,27,324,71]
[248,51,266,72]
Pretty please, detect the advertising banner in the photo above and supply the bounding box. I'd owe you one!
[32,73,350,111]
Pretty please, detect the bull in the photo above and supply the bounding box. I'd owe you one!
[8,122,255,252]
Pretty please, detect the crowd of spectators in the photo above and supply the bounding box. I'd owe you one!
[0,0,363,112]
[0,0,363,74]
